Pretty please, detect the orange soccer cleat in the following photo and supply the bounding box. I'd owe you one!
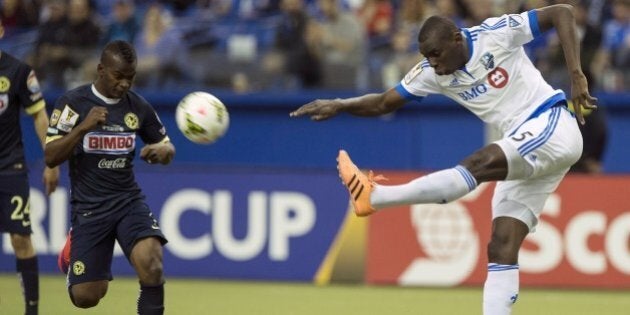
[57,229,71,274]
[337,150,385,217]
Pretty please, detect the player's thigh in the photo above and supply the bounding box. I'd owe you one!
[68,213,117,286]
[492,170,567,231]
[115,200,167,259]
[494,106,582,180]
[0,173,32,235]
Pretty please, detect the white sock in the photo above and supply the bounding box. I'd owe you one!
[483,264,520,315]
[370,165,477,210]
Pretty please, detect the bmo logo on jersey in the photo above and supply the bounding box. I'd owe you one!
[457,84,488,101]
[84,132,136,154]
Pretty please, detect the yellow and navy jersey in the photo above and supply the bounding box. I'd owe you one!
[46,84,169,214]
[0,52,45,174]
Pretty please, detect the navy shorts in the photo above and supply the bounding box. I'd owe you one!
[67,199,167,286]
[0,173,32,235]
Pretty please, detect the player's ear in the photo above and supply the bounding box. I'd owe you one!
[453,31,463,43]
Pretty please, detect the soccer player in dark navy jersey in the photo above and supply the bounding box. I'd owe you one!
[0,20,60,315]
[45,40,175,314]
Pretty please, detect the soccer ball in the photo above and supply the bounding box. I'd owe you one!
[175,92,230,144]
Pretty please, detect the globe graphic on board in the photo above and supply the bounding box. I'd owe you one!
[411,203,476,261]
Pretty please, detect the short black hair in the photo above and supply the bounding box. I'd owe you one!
[101,40,136,64]
[417,16,459,43]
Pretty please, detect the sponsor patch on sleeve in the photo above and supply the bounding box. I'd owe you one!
[57,105,79,132]
[50,109,61,126]
[47,127,59,135]
[404,63,425,85]
[27,70,42,94]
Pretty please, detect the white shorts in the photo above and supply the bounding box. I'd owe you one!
[492,105,582,231]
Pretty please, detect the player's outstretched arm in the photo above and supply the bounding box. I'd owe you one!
[32,109,60,195]
[536,4,597,125]
[289,88,407,121]
[45,106,108,167]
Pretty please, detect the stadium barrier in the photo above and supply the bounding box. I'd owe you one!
[19,90,630,173]
[366,172,630,289]
[1,166,629,288]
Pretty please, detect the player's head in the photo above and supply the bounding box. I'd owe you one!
[417,16,467,75]
[96,40,137,99]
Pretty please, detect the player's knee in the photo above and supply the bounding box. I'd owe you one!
[487,235,519,264]
[9,233,34,256]
[460,145,508,182]
[146,257,164,283]
[72,296,100,309]
[136,254,164,285]
[70,291,104,309]
[69,283,108,309]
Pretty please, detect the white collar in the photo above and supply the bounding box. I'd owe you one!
[91,84,121,104]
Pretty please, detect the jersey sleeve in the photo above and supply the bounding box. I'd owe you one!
[137,96,169,144]
[16,65,45,115]
[396,59,440,102]
[46,95,79,143]
[483,10,542,49]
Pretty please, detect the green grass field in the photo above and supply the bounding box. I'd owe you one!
[1,273,628,314]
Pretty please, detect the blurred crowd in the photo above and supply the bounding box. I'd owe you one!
[0,0,628,93]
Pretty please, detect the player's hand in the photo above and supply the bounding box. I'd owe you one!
[290,99,341,121]
[42,166,59,195]
[570,72,598,125]
[81,106,109,131]
[140,141,175,165]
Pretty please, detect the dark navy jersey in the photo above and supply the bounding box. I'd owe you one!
[46,84,169,214]
[0,52,45,174]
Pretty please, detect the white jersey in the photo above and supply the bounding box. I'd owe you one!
[397,10,565,135]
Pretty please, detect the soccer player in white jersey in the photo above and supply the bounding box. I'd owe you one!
[290,4,597,315]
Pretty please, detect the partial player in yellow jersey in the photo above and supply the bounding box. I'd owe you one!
[0,20,60,315]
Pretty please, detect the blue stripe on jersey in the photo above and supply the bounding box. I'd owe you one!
[508,92,566,137]
[481,19,507,30]
[420,60,431,68]
[395,84,425,103]
[525,92,566,121]
[462,29,474,59]
[528,10,541,37]
[469,28,482,37]
[488,263,519,272]
[518,106,561,155]
[455,165,477,191]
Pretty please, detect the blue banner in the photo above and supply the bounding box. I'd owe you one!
[0,164,349,281]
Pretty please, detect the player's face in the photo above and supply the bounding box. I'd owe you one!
[420,32,467,75]
[98,55,136,99]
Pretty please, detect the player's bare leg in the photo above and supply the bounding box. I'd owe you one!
[483,217,528,315]
[70,281,109,308]
[130,237,165,315]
